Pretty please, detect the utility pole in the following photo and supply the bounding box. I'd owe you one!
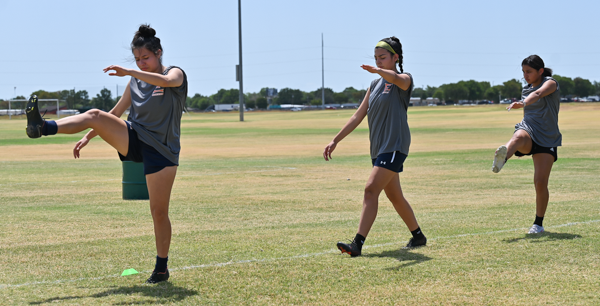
[321,33,325,108]
[237,0,244,121]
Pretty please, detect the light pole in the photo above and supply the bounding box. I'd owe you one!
[237,0,244,121]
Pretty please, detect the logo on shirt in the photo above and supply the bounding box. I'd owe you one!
[152,86,164,96]
[383,83,392,94]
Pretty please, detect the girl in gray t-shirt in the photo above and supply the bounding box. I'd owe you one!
[24,25,185,284]
[492,55,561,235]
[323,37,427,257]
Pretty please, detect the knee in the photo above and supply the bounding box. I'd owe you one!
[151,207,169,222]
[85,108,103,121]
[533,178,549,191]
[363,185,381,201]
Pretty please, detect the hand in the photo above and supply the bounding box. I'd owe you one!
[507,101,524,111]
[103,65,131,77]
[73,137,90,159]
[323,141,337,161]
[361,65,380,74]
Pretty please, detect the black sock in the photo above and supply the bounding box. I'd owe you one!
[155,256,168,273]
[353,234,366,249]
[534,215,544,227]
[411,227,425,240]
[41,120,58,136]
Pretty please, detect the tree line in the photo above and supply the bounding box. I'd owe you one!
[3,75,599,111]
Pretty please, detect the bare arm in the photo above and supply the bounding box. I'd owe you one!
[103,65,184,88]
[360,65,411,91]
[323,88,370,161]
[507,79,558,111]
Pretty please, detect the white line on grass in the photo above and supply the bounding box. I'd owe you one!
[2,218,599,290]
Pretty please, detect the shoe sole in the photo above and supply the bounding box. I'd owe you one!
[337,244,360,257]
[25,96,43,138]
[492,145,507,173]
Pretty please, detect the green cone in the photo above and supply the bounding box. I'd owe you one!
[121,268,139,276]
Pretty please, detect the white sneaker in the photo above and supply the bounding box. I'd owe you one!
[492,145,507,173]
[528,224,544,234]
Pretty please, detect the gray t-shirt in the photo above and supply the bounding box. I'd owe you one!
[128,66,188,164]
[367,74,414,159]
[514,76,561,147]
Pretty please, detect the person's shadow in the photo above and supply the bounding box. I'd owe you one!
[503,231,582,243]
[364,248,432,270]
[29,282,198,305]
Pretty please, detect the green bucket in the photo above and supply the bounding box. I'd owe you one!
[122,161,149,200]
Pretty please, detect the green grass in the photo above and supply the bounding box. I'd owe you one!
[1,105,599,305]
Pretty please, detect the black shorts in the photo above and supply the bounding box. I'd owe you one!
[371,151,408,173]
[118,121,177,175]
[515,139,558,162]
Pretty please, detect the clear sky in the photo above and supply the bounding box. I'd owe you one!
[1,0,598,100]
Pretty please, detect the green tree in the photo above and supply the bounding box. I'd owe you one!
[484,85,503,103]
[594,81,600,96]
[310,88,334,104]
[412,87,425,98]
[502,79,522,99]
[91,87,115,111]
[553,75,574,96]
[59,89,90,109]
[277,88,304,104]
[425,85,438,97]
[333,92,349,104]
[31,90,60,99]
[211,88,239,104]
[255,97,268,109]
[573,77,595,97]
[433,89,444,102]
[441,83,469,101]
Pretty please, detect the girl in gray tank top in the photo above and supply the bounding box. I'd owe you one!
[323,37,427,257]
[492,55,560,235]
[24,24,185,284]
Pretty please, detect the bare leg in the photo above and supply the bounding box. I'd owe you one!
[505,129,533,160]
[146,166,177,258]
[383,175,419,231]
[357,166,397,237]
[55,109,129,155]
[532,153,554,217]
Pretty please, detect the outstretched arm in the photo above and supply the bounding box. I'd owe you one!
[323,88,370,161]
[103,65,184,88]
[360,65,411,91]
[507,79,558,111]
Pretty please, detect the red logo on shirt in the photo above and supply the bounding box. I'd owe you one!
[152,86,164,96]
[383,83,392,94]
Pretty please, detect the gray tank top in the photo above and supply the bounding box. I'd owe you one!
[514,76,561,147]
[367,74,414,159]
[128,66,188,164]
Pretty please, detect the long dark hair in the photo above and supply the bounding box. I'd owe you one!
[131,24,163,63]
[522,55,552,77]
[378,36,404,73]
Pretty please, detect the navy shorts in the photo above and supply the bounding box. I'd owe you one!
[515,139,558,162]
[371,151,408,173]
[118,121,177,175]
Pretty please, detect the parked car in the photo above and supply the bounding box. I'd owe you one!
[499,99,512,104]
[325,105,337,110]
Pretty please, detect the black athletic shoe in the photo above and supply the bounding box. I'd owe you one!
[25,95,45,138]
[146,269,169,284]
[403,237,427,249]
[337,240,362,257]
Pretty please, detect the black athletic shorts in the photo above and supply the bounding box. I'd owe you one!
[118,121,177,175]
[371,151,408,173]
[515,139,558,162]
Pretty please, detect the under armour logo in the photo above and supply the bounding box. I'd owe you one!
[380,161,386,165]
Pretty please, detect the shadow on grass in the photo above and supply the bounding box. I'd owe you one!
[364,248,432,269]
[29,282,198,305]
[503,231,582,243]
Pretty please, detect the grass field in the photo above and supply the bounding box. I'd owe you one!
[1,104,599,305]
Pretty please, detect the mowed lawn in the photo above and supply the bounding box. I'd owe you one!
[1,104,599,305]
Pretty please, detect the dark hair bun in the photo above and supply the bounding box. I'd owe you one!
[137,24,156,38]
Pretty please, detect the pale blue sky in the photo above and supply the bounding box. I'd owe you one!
[1,0,598,100]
